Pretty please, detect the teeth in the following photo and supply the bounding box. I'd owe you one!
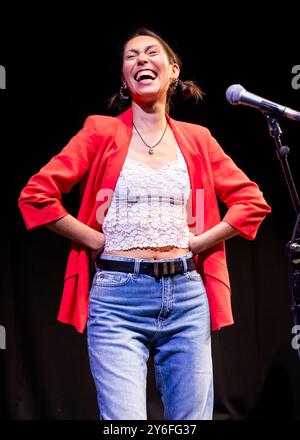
[135,70,157,81]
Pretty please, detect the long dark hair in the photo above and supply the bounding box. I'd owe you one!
[108,28,204,113]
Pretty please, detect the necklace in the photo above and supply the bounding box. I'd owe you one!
[133,121,168,154]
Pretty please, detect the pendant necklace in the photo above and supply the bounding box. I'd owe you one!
[132,121,168,154]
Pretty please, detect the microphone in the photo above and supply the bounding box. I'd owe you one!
[226,84,300,121]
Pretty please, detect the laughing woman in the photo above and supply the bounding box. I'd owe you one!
[18,28,271,420]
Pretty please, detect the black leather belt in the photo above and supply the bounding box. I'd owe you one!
[96,256,196,278]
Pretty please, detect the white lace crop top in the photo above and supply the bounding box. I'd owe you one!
[102,142,191,250]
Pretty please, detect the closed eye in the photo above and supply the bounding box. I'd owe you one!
[125,47,161,60]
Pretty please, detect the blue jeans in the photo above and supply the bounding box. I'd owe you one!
[87,251,213,420]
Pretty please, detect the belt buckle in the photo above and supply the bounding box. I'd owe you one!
[169,261,175,275]
[153,260,176,278]
[162,261,176,276]
[153,262,159,278]
[162,261,168,276]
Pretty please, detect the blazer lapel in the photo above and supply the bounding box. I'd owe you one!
[167,114,204,235]
[99,108,133,196]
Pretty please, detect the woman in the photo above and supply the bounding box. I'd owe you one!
[18,28,271,420]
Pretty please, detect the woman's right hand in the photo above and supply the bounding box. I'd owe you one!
[89,232,106,265]
[90,248,103,266]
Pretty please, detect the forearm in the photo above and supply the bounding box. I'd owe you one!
[45,214,105,251]
[192,221,239,254]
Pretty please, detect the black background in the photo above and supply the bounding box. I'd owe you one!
[1,6,300,421]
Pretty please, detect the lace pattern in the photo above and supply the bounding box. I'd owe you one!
[102,143,191,250]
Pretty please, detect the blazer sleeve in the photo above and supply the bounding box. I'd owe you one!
[206,129,271,240]
[18,116,99,230]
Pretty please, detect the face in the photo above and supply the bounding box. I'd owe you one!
[122,35,179,104]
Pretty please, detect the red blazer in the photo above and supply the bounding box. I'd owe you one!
[18,108,271,332]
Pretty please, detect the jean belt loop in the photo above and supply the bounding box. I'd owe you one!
[133,258,141,279]
[181,256,188,274]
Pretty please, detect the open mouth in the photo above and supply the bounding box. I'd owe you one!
[134,69,158,82]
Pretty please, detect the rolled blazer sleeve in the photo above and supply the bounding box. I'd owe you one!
[206,130,271,240]
[18,116,99,230]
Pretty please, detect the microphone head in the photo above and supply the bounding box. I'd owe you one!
[226,84,245,105]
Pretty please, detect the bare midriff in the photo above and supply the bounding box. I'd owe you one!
[102,246,191,260]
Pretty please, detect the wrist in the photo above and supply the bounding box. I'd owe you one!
[90,231,105,251]
[193,234,207,254]
[189,232,207,255]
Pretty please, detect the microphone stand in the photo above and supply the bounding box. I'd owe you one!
[264,113,300,360]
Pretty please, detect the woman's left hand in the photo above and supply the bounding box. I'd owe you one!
[188,222,239,255]
[188,232,204,255]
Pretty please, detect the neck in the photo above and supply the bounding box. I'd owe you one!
[131,101,167,132]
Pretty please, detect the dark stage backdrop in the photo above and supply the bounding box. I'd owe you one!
[1,10,300,420]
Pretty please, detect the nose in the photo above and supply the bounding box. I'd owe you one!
[137,51,148,64]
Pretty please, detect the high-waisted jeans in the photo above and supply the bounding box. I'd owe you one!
[87,251,213,420]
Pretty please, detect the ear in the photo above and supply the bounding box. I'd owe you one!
[170,63,180,80]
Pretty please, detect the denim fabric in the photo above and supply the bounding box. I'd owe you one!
[87,251,213,420]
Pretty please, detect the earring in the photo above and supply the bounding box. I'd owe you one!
[169,78,179,93]
[119,83,130,100]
